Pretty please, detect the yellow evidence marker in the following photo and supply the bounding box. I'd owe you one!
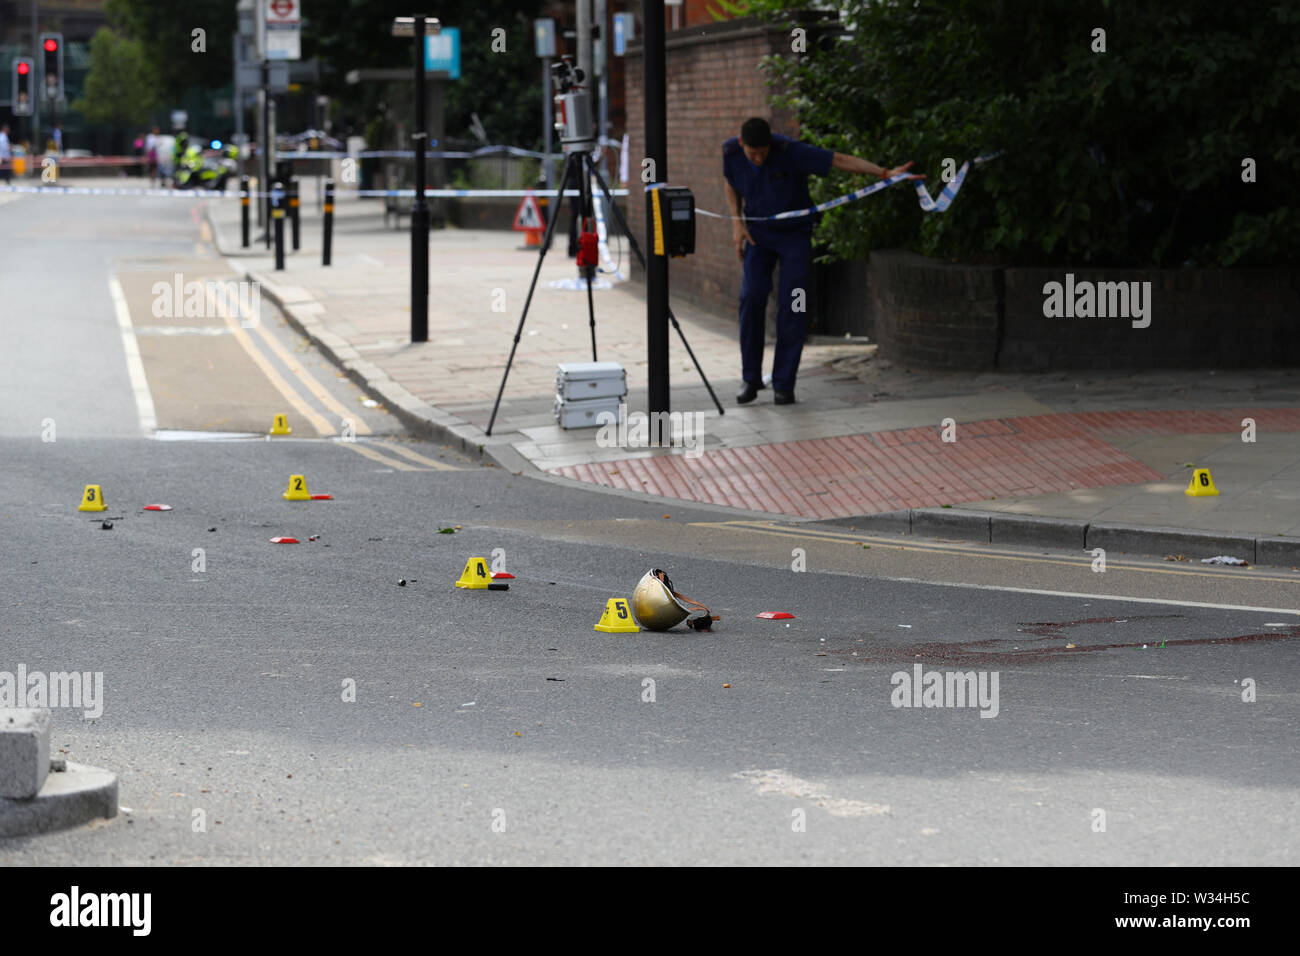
[594,598,640,633]
[1185,468,1219,497]
[78,484,107,512]
[283,474,311,500]
[454,556,508,590]
[270,413,292,436]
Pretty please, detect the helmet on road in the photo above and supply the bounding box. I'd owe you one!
[631,569,718,632]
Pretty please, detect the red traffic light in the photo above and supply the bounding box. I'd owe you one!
[17,61,29,74]
[44,38,58,51]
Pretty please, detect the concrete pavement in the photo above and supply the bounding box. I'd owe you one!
[207,189,1300,567]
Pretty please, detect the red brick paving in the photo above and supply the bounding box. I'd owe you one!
[549,408,1300,519]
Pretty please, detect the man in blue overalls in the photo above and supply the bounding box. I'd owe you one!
[723,117,918,404]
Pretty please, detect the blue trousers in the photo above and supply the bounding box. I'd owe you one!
[738,229,812,392]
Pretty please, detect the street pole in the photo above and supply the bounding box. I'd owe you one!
[264,93,275,247]
[596,0,609,172]
[30,0,39,156]
[410,15,429,343]
[258,0,267,232]
[643,0,669,428]
[542,56,552,192]
[576,0,592,80]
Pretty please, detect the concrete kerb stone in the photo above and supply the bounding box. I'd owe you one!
[810,511,1298,569]
[0,708,51,799]
[1257,536,1300,568]
[1086,523,1258,564]
[991,514,1089,550]
[912,508,993,542]
[246,269,495,463]
[815,510,912,535]
[0,762,119,839]
[1,709,118,838]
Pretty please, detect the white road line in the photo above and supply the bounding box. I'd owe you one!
[876,575,1300,617]
[107,275,157,436]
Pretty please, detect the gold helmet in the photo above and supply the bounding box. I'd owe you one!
[631,569,718,632]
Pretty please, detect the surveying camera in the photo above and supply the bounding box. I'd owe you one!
[551,57,595,152]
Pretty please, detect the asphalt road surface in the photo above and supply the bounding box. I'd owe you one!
[2,188,1296,866]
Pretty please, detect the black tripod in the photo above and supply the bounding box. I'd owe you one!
[486,147,724,436]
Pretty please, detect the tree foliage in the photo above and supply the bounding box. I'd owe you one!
[751,0,1300,267]
[71,28,159,130]
[105,0,234,97]
[305,0,547,148]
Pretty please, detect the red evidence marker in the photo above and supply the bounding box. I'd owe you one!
[492,572,515,579]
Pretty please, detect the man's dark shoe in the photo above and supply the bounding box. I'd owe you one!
[736,381,763,405]
[774,390,796,405]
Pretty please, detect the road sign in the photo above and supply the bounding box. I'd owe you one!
[237,63,289,91]
[266,0,300,25]
[534,18,556,58]
[513,193,544,231]
[266,29,301,60]
[424,27,460,79]
[266,0,302,60]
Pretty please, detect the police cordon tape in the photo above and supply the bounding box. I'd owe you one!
[0,151,995,215]
[694,151,1002,221]
[0,184,630,199]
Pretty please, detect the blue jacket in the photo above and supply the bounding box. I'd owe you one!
[723,133,833,235]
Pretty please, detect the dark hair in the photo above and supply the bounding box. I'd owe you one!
[740,117,771,149]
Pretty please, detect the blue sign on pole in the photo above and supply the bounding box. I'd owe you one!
[424,27,461,79]
[534,18,556,58]
[613,13,634,56]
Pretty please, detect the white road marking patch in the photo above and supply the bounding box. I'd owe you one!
[734,769,891,817]
[154,430,260,441]
[133,326,234,335]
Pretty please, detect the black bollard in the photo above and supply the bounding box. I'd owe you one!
[240,176,250,248]
[272,181,285,271]
[322,178,334,267]
[289,176,300,251]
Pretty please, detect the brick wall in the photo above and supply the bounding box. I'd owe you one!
[624,16,813,320]
[869,251,1300,370]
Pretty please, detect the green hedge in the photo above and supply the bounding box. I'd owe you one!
[753,0,1300,267]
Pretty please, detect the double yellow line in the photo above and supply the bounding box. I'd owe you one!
[209,280,369,439]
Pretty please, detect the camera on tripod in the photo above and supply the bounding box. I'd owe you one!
[551,57,595,152]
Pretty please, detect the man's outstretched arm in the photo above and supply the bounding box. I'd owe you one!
[831,153,924,180]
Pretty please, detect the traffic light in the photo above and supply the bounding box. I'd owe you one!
[40,33,62,100]
[12,57,34,116]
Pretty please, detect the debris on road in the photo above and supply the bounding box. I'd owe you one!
[1201,555,1249,566]
[142,504,172,511]
[757,611,794,620]
[269,537,299,544]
